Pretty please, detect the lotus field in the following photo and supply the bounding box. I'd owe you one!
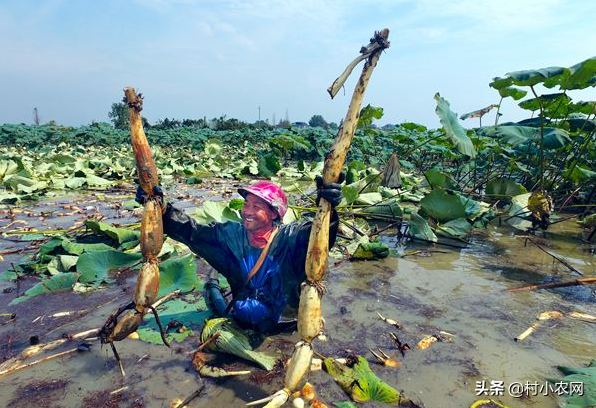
[0,57,595,408]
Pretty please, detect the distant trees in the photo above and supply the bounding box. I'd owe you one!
[309,114,327,128]
[108,102,129,130]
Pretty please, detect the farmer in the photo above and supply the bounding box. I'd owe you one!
[135,177,343,333]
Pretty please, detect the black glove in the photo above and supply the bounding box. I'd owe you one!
[316,173,345,208]
[135,185,164,206]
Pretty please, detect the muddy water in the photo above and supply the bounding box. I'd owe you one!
[1,188,595,408]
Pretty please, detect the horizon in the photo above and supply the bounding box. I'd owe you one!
[1,1,595,129]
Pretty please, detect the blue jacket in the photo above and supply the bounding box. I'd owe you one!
[162,204,339,332]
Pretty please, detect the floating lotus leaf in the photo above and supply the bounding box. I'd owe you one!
[9,272,79,305]
[549,360,596,408]
[351,242,390,260]
[84,220,140,246]
[324,355,400,404]
[485,178,527,200]
[76,249,142,285]
[157,253,200,296]
[138,294,210,344]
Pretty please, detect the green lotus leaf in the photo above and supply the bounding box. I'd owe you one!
[137,294,210,344]
[354,192,383,206]
[157,253,200,297]
[506,193,532,231]
[76,249,142,284]
[563,164,596,184]
[549,360,596,408]
[424,169,456,189]
[408,213,437,242]
[485,178,527,199]
[497,86,527,100]
[351,241,390,260]
[420,189,466,223]
[47,255,79,275]
[194,200,242,224]
[559,56,596,90]
[255,154,280,178]
[434,93,477,158]
[9,272,79,305]
[333,402,358,408]
[204,139,223,158]
[437,218,472,238]
[358,198,402,219]
[324,356,400,404]
[84,173,111,187]
[518,93,570,112]
[61,238,114,255]
[506,66,568,87]
[84,220,140,246]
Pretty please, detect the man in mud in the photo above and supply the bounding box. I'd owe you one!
[136,177,343,333]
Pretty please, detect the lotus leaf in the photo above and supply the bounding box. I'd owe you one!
[485,178,527,199]
[351,241,390,260]
[9,272,79,305]
[84,220,140,246]
[76,249,142,284]
[497,86,527,100]
[194,200,242,224]
[506,193,532,231]
[333,402,358,408]
[323,355,400,404]
[157,253,200,296]
[408,213,437,243]
[549,360,596,408]
[420,189,466,223]
[257,154,281,177]
[47,255,79,275]
[138,294,210,344]
[424,169,456,190]
[506,66,568,87]
[434,93,477,158]
[437,218,472,238]
[358,198,402,219]
[563,164,596,184]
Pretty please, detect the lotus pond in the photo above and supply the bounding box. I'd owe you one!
[0,181,594,408]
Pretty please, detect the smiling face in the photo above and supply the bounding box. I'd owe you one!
[241,193,278,232]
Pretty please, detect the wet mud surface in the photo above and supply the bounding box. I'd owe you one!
[1,184,595,408]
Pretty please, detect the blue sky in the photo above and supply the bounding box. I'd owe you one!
[1,0,595,128]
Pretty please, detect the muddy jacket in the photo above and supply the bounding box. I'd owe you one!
[162,204,339,332]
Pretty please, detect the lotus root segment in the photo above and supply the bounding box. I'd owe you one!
[140,198,164,258]
[106,311,144,342]
[297,283,322,342]
[284,342,313,391]
[134,260,160,310]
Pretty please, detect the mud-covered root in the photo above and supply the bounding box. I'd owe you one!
[133,260,160,310]
[246,388,290,407]
[192,350,251,378]
[140,199,164,258]
[297,283,322,342]
[285,342,313,391]
[104,310,144,343]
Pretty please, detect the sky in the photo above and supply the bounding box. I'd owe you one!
[1,0,595,129]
